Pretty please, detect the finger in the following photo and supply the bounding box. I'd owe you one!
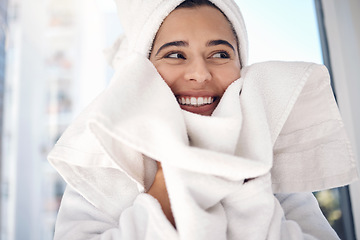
[156,161,162,169]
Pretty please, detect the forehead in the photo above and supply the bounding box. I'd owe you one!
[154,5,237,45]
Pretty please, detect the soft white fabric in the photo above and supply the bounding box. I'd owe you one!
[48,53,358,239]
[241,61,358,192]
[54,186,178,240]
[53,186,339,240]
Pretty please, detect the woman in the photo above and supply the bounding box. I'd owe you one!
[48,0,358,239]
[147,1,241,226]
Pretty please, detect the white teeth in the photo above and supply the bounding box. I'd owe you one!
[177,96,214,106]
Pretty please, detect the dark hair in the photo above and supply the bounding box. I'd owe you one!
[175,0,217,9]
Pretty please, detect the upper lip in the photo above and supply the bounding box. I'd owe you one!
[174,90,218,98]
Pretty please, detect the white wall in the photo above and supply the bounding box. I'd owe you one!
[12,0,47,239]
[2,0,116,239]
[321,0,360,238]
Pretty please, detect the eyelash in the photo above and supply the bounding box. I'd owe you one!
[211,51,230,59]
[164,52,186,59]
[162,50,231,60]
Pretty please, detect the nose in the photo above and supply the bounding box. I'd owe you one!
[184,58,212,83]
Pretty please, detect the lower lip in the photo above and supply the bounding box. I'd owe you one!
[178,99,219,116]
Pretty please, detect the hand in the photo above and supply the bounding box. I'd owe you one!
[147,161,175,227]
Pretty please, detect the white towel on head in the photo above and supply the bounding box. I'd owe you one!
[110,0,248,67]
[48,52,358,239]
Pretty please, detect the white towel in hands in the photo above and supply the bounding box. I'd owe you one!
[48,53,358,239]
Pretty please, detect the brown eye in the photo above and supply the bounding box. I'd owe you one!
[165,52,186,59]
[212,51,230,59]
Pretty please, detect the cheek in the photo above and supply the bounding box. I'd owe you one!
[213,65,241,91]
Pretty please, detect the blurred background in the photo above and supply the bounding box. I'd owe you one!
[0,0,359,239]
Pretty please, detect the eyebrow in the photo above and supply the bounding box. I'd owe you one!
[154,39,236,56]
[207,39,235,52]
[155,41,189,56]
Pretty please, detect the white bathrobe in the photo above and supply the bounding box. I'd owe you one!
[48,53,358,240]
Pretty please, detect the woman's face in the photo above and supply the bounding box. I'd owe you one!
[150,5,241,116]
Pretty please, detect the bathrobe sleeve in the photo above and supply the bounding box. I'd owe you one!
[53,186,178,240]
[274,192,340,239]
[220,173,340,240]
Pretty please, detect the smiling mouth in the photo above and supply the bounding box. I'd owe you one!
[177,96,216,107]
